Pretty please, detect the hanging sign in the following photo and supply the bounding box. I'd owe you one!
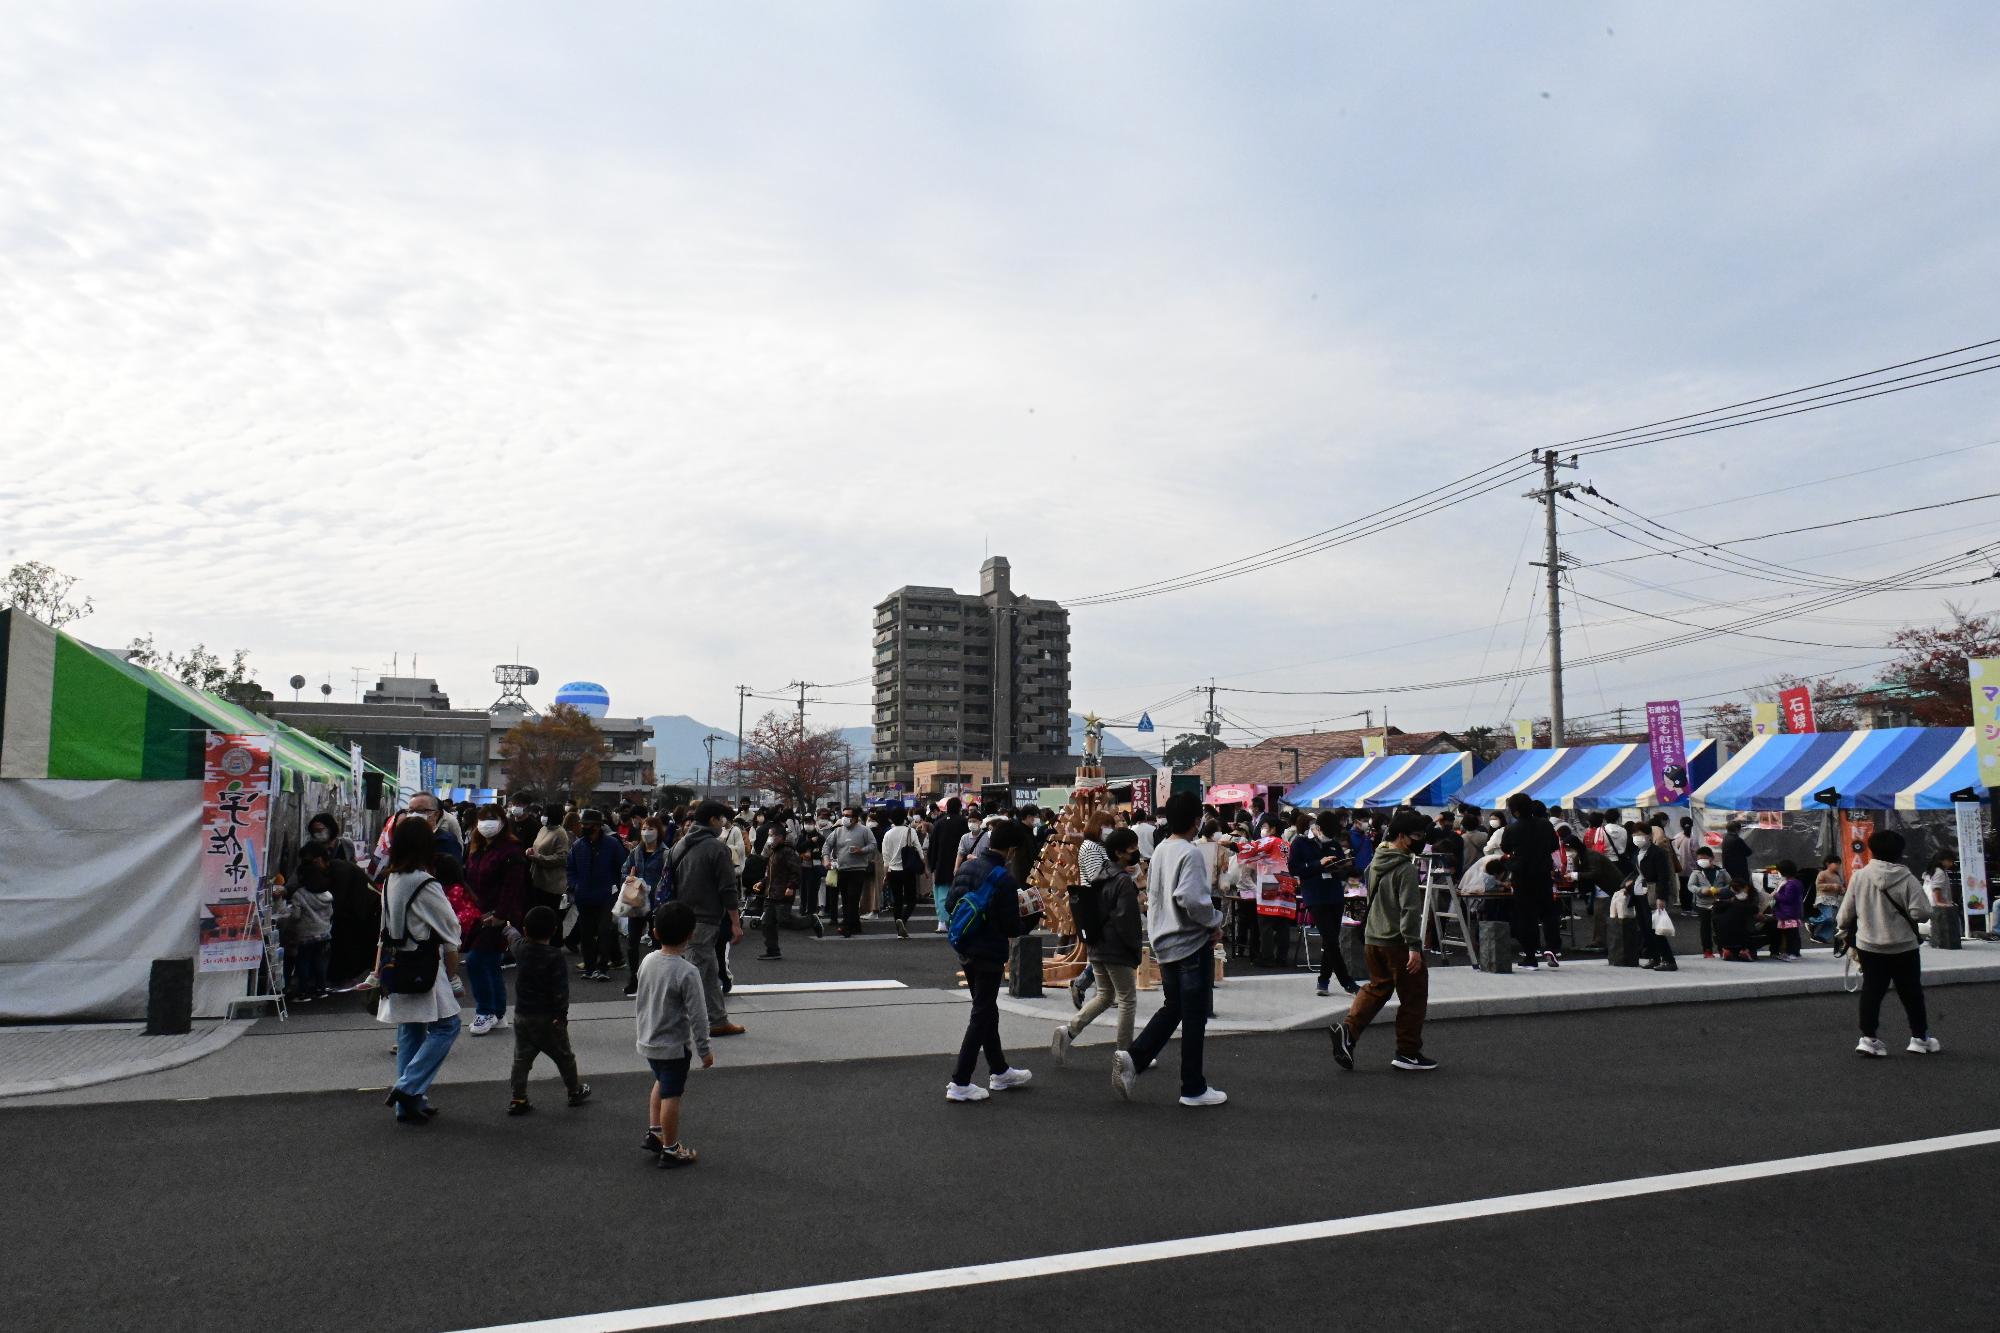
[198,732,273,972]
[1512,719,1536,751]
[1752,701,1781,736]
[396,747,421,810]
[1646,700,1690,803]
[1362,733,1387,759]
[1969,659,2000,785]
[1779,686,1817,735]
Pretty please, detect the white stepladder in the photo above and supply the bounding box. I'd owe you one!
[1416,852,1480,968]
[225,885,289,1022]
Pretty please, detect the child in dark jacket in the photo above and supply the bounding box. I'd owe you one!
[507,906,590,1114]
[1053,827,1146,1062]
[944,819,1041,1102]
[1771,860,1805,960]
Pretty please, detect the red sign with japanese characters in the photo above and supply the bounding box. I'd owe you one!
[1779,686,1816,734]
[198,732,272,972]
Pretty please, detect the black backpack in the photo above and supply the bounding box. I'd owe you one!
[1067,878,1106,940]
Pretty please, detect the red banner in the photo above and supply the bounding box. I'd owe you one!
[1779,686,1816,734]
[199,732,273,972]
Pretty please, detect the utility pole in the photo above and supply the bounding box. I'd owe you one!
[841,741,853,808]
[702,733,719,798]
[1526,449,1581,747]
[1204,679,1220,783]
[735,684,750,781]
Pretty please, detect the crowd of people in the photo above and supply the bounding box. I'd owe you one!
[261,780,1961,1145]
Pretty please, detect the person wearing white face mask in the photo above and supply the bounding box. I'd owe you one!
[307,811,357,864]
[462,804,530,1035]
[823,806,879,938]
[620,817,671,996]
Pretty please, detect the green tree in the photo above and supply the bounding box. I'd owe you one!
[1162,733,1228,771]
[127,635,260,698]
[2,561,93,629]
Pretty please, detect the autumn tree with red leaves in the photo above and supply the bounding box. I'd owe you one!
[500,704,610,799]
[1886,605,2000,726]
[722,712,855,807]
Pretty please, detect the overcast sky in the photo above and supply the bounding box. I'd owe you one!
[5,3,1998,753]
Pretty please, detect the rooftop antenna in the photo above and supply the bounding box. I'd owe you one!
[349,667,367,701]
[491,664,541,715]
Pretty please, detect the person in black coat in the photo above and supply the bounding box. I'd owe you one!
[944,819,1041,1101]
[1500,793,1561,967]
[1289,811,1359,996]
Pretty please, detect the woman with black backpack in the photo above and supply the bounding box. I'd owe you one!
[376,815,465,1125]
[1052,827,1145,1065]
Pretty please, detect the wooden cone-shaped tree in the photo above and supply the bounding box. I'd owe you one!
[1027,786,1105,985]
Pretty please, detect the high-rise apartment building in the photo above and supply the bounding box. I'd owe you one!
[870,556,1071,792]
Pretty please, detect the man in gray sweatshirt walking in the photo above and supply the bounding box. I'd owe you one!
[1113,792,1227,1107]
[1332,809,1437,1073]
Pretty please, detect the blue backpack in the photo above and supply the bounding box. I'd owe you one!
[947,862,1011,952]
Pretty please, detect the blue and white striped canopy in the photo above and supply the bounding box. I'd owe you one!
[1286,752,1474,810]
[1455,739,1718,811]
[1692,727,1978,812]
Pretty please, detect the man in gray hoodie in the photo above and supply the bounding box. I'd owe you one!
[822,806,878,938]
[1332,809,1437,1072]
[670,800,746,1038]
[1113,792,1228,1107]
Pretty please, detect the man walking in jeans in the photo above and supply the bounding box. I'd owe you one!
[1113,792,1227,1107]
[1331,809,1437,1073]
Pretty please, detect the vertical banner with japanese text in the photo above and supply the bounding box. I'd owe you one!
[395,747,420,810]
[1362,733,1387,759]
[1779,686,1817,734]
[419,755,437,799]
[1130,773,1153,815]
[1752,701,1781,736]
[1954,800,1989,925]
[1512,719,1535,751]
[199,732,272,972]
[1968,659,2000,786]
[1646,701,1690,804]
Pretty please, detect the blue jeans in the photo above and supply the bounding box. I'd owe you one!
[464,947,507,1019]
[393,1014,461,1113]
[1129,953,1211,1098]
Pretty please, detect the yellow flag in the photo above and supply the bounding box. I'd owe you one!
[1512,719,1535,750]
[1970,658,2000,783]
[1752,701,1780,736]
[1362,733,1386,759]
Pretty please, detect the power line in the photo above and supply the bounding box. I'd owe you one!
[1574,491,2000,569]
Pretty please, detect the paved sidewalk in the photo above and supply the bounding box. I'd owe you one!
[999,941,2000,1036]
[0,1020,251,1099]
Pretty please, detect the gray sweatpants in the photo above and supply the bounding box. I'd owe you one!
[686,922,729,1027]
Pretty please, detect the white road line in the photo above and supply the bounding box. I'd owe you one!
[452,1126,2000,1332]
[724,981,908,995]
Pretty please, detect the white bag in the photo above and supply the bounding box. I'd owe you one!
[1651,904,1675,936]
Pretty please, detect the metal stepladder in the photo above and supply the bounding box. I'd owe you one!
[224,885,289,1022]
[1416,852,1479,968]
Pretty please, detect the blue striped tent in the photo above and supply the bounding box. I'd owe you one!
[1692,727,1979,812]
[1285,752,1474,810]
[1455,740,1718,811]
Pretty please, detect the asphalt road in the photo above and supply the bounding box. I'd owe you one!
[3,983,1988,1332]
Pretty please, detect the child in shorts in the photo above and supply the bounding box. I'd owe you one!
[635,901,713,1168]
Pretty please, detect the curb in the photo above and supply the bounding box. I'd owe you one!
[0,1020,252,1100]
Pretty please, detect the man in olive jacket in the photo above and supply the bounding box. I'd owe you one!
[1331,809,1437,1073]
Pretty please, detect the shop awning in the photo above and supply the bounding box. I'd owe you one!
[1287,752,1474,809]
[1692,727,1979,812]
[1455,740,1717,810]
[1205,782,1265,804]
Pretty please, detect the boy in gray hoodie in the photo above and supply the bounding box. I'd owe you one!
[1113,793,1228,1107]
[1836,829,1939,1057]
[1331,809,1437,1072]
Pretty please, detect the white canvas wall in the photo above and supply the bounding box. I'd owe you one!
[0,779,239,1020]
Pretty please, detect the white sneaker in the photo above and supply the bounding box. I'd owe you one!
[1908,1035,1942,1054]
[989,1067,1033,1091]
[489,1014,507,1031]
[1111,1050,1137,1101]
[1051,1026,1073,1066]
[1855,1036,1888,1058]
[933,923,945,934]
[1179,1087,1228,1108]
[945,1081,990,1102]
[468,1014,495,1036]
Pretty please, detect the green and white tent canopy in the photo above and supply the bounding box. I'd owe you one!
[0,609,373,789]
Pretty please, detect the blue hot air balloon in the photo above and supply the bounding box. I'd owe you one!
[552,681,610,718]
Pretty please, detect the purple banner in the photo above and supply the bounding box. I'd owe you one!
[1646,700,1688,804]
